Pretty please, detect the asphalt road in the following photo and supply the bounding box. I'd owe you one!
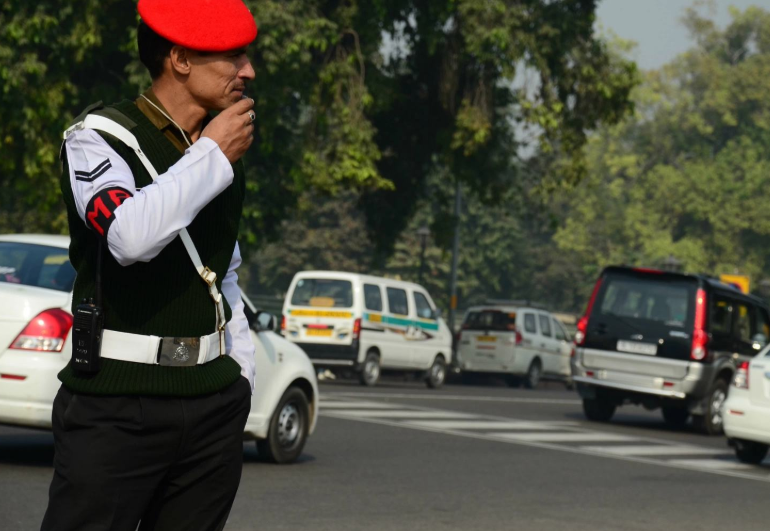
[1,377,768,530]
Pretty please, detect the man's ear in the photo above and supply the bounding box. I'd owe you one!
[169,46,191,76]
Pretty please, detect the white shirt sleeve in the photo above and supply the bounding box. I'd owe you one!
[220,242,257,393]
[64,128,234,266]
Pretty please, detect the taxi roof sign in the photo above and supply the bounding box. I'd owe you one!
[719,274,750,294]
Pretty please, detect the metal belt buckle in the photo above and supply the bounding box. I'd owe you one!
[158,337,201,367]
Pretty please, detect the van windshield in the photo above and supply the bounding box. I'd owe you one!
[291,279,353,308]
[463,310,516,331]
[596,274,695,330]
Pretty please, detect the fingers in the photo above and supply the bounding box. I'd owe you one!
[227,97,254,116]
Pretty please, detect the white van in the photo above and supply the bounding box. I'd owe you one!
[456,305,572,388]
[282,271,453,388]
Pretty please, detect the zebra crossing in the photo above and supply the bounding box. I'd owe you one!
[319,395,770,482]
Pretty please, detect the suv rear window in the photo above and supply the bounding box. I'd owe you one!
[463,310,516,331]
[291,279,353,308]
[598,275,694,329]
[0,242,75,293]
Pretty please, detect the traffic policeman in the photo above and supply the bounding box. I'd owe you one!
[41,1,259,529]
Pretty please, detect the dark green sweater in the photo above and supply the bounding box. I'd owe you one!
[59,100,244,396]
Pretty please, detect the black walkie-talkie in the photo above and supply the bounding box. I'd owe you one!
[71,241,105,374]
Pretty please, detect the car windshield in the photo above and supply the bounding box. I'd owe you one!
[463,310,517,331]
[290,278,353,308]
[0,242,75,293]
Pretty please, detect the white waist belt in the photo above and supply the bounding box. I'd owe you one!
[100,330,222,366]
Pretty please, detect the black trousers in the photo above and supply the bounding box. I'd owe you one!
[41,377,251,531]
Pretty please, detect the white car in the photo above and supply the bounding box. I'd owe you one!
[723,347,770,464]
[0,234,317,464]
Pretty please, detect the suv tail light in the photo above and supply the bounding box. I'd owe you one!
[734,361,750,389]
[575,277,603,346]
[352,318,361,341]
[691,288,708,361]
[9,308,73,352]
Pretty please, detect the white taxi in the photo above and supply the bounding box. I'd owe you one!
[723,345,770,464]
[0,234,317,464]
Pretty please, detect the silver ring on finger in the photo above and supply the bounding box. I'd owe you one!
[247,111,256,123]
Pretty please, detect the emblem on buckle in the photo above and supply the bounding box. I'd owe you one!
[173,344,190,363]
[159,337,201,367]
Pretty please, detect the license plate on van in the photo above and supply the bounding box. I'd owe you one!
[306,329,333,337]
[476,336,497,342]
[617,340,657,356]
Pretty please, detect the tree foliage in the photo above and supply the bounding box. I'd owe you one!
[554,6,770,299]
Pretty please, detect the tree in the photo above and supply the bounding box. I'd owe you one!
[553,6,770,297]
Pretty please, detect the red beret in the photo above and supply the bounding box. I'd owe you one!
[138,0,258,52]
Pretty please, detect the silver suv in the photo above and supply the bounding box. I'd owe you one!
[571,266,770,434]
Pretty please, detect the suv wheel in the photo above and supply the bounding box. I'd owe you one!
[583,397,616,422]
[256,387,310,464]
[692,379,728,435]
[661,407,690,429]
[523,360,542,389]
[733,439,769,464]
[359,351,381,387]
[426,356,446,389]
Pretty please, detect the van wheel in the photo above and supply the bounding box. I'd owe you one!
[733,439,769,464]
[661,407,690,429]
[426,356,446,389]
[583,397,615,422]
[692,379,728,435]
[359,352,380,386]
[256,387,309,464]
[523,359,542,389]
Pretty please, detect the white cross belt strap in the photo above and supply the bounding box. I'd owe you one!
[64,114,228,364]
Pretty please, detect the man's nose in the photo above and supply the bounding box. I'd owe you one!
[239,60,256,81]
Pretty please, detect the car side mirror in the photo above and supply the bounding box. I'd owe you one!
[434,308,443,319]
[751,333,767,350]
[255,311,279,333]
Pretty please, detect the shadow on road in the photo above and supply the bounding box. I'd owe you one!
[0,432,54,467]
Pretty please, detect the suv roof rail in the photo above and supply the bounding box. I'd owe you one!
[483,299,550,310]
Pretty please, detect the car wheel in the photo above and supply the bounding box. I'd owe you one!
[733,439,769,464]
[692,379,728,435]
[256,387,309,464]
[661,406,690,429]
[583,397,616,422]
[359,351,380,387]
[523,359,542,389]
[426,356,446,389]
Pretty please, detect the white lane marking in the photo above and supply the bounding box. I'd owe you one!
[323,411,770,483]
[493,432,637,443]
[666,459,757,470]
[400,420,576,430]
[329,410,477,419]
[580,445,729,457]
[322,392,580,405]
[319,401,400,409]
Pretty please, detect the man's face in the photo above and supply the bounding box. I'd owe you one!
[186,48,255,111]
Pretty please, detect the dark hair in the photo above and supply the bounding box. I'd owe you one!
[137,21,174,79]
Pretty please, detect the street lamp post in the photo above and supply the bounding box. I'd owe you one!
[417,225,430,285]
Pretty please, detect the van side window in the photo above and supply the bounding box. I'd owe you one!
[524,313,537,334]
[387,287,409,316]
[538,314,552,337]
[364,284,383,312]
[553,319,567,341]
[413,292,435,320]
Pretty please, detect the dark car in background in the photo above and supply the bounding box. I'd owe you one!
[571,266,770,435]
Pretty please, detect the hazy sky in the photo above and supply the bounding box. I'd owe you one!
[597,0,770,70]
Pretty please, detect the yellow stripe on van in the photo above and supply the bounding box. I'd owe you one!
[288,309,353,318]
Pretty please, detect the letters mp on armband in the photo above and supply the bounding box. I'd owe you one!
[85,187,133,237]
